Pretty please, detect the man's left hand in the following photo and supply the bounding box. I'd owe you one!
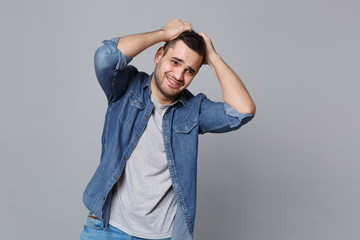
[199,32,218,65]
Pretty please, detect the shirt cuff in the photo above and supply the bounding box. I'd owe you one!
[102,37,133,70]
[224,103,255,128]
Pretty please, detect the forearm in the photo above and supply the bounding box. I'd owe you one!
[117,18,192,58]
[117,30,166,58]
[208,54,256,114]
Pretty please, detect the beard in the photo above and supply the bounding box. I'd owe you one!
[153,64,180,100]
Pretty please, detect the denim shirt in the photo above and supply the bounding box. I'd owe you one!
[82,37,254,240]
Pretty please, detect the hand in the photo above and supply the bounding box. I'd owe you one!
[161,18,192,41]
[199,32,218,65]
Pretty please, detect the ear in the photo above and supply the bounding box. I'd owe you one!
[154,47,164,64]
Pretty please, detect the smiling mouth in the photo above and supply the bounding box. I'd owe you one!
[166,75,183,87]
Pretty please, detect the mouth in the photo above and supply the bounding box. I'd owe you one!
[166,75,183,88]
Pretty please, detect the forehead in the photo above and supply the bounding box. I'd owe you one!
[164,41,203,69]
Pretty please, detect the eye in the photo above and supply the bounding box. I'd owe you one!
[186,69,195,76]
[171,60,178,65]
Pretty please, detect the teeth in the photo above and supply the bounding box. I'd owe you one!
[168,77,180,86]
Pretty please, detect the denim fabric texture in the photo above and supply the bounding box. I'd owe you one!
[82,37,254,240]
[80,213,171,240]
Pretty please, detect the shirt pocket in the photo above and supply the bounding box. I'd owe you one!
[174,119,198,153]
[110,92,144,124]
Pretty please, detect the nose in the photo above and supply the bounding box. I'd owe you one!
[173,68,184,81]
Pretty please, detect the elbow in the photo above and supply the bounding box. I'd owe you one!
[240,103,256,115]
[248,103,256,115]
[225,102,256,115]
[94,45,118,74]
[94,46,108,69]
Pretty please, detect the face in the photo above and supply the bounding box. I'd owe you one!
[151,40,203,105]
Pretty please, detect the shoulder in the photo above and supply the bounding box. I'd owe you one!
[181,89,207,104]
[175,90,208,117]
[120,70,150,102]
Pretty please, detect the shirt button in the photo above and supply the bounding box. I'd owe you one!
[102,196,105,200]
[115,175,119,179]
[135,136,139,140]
[132,101,136,105]
[144,116,148,120]
[124,156,127,160]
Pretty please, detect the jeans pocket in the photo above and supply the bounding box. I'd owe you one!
[84,213,103,230]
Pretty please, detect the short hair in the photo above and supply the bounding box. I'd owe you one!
[163,30,206,59]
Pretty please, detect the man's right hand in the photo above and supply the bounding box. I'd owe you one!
[117,18,192,58]
[161,18,192,42]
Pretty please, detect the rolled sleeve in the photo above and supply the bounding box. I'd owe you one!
[198,96,254,134]
[224,103,255,129]
[101,37,133,70]
[94,37,136,104]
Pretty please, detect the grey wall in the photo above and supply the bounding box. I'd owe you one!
[1,0,359,239]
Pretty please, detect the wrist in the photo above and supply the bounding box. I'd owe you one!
[157,29,168,42]
[159,28,176,42]
[149,29,167,44]
[207,53,221,66]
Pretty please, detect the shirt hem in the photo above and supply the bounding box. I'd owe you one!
[109,220,172,239]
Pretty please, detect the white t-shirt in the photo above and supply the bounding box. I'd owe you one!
[109,96,177,239]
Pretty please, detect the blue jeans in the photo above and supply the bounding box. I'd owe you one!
[80,213,171,240]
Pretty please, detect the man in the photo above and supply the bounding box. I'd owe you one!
[80,19,256,240]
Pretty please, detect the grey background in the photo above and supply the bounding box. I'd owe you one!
[1,0,359,239]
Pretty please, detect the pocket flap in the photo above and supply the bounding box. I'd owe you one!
[129,92,145,109]
[174,119,198,133]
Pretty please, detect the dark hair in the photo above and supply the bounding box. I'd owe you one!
[163,30,206,58]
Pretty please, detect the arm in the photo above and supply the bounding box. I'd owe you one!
[117,18,192,58]
[95,19,191,104]
[199,33,256,115]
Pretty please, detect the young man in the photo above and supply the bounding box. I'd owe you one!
[80,19,256,240]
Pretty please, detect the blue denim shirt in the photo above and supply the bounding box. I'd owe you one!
[82,37,254,240]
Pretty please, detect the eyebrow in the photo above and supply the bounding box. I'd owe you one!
[171,57,196,74]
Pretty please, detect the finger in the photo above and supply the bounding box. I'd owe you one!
[184,21,192,31]
[199,32,208,39]
[199,33,208,43]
